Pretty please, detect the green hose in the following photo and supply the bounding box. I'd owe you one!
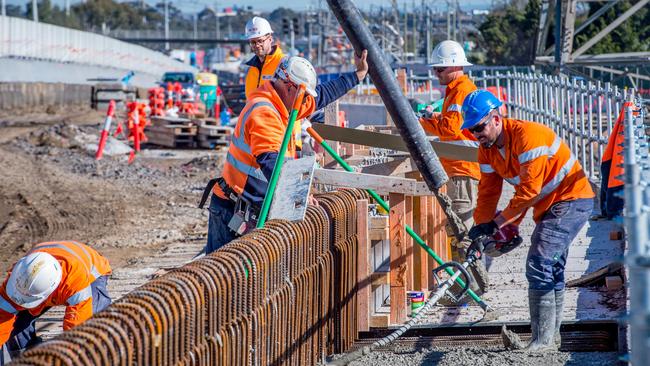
[256,87,306,229]
[308,127,490,309]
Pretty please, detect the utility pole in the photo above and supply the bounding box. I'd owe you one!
[65,0,70,16]
[426,6,431,63]
[193,13,198,51]
[289,17,295,52]
[32,0,38,22]
[215,2,220,40]
[164,0,170,51]
[2,0,6,17]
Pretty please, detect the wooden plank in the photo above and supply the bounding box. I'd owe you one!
[369,228,389,241]
[198,125,232,136]
[405,196,414,291]
[356,199,370,332]
[370,272,390,287]
[369,314,389,328]
[323,101,341,166]
[311,123,478,162]
[412,196,429,291]
[312,168,436,196]
[426,196,436,290]
[389,192,408,325]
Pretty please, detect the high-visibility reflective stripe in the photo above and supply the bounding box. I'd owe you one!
[444,139,480,148]
[69,241,101,279]
[0,297,17,315]
[538,154,578,199]
[31,244,98,281]
[232,102,280,154]
[505,176,521,186]
[480,164,495,173]
[226,152,267,182]
[519,136,562,164]
[66,285,92,306]
[447,104,462,112]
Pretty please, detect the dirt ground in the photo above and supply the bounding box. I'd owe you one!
[0,108,224,272]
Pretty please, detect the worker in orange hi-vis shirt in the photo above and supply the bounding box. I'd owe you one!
[419,40,487,296]
[0,241,112,364]
[462,90,594,352]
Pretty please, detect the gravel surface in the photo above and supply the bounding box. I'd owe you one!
[341,344,622,366]
[0,115,224,270]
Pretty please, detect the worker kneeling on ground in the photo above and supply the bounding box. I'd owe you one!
[200,51,368,254]
[463,90,594,351]
[0,241,112,364]
[419,40,488,296]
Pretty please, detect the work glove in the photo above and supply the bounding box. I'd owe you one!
[468,220,499,241]
[467,238,485,261]
[419,105,436,119]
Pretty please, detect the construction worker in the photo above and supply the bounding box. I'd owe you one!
[419,40,488,295]
[462,90,594,351]
[0,241,112,364]
[244,16,307,153]
[200,52,368,254]
[244,16,284,98]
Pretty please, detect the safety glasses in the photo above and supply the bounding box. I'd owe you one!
[434,67,447,74]
[468,113,493,134]
[249,35,271,46]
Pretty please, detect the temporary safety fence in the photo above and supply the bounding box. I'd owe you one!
[391,68,629,183]
[12,189,367,365]
[623,95,650,366]
[0,15,194,77]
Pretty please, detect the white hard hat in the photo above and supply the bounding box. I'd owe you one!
[6,252,62,309]
[429,40,472,67]
[276,56,318,97]
[245,16,273,40]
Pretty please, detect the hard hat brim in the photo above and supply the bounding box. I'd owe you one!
[428,60,473,67]
[245,31,273,40]
[5,274,47,309]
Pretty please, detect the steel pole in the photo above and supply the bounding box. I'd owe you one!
[326,0,472,240]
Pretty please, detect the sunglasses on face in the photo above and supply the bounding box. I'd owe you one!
[468,121,488,134]
[434,67,447,73]
[468,112,494,133]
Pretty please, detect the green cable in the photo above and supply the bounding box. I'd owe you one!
[318,138,485,307]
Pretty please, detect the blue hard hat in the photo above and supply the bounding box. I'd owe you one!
[461,89,503,130]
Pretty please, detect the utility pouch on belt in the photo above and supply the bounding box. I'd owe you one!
[228,197,259,235]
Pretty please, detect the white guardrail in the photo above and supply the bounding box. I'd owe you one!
[0,15,194,76]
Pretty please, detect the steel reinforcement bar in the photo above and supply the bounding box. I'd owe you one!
[11,189,368,366]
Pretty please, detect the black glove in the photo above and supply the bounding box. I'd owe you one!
[467,238,485,260]
[468,221,499,241]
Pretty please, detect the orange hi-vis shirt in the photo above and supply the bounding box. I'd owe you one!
[0,241,112,347]
[420,74,481,180]
[214,82,316,200]
[244,45,285,98]
[244,45,303,151]
[474,118,594,226]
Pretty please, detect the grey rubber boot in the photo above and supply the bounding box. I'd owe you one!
[525,289,557,352]
[554,289,565,350]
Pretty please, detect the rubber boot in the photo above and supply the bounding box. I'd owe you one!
[525,289,557,352]
[554,289,565,350]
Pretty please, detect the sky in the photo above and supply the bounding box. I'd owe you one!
[7,0,494,15]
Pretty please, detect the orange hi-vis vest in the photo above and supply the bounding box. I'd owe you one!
[214,82,316,201]
[420,74,481,180]
[0,241,112,346]
[474,118,594,226]
[244,45,302,150]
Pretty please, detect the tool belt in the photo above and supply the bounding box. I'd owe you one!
[199,177,259,235]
